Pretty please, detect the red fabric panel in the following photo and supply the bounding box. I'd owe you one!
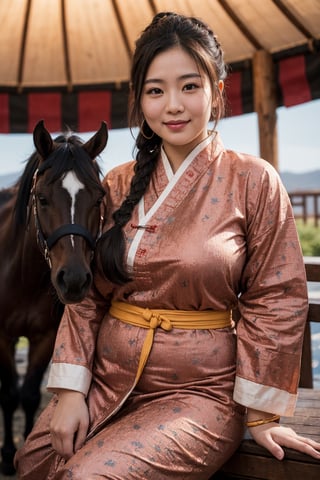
[78,91,112,132]
[279,55,312,107]
[28,93,61,133]
[0,94,9,133]
[226,71,243,116]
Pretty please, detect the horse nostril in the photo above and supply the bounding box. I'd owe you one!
[84,272,92,290]
[56,269,67,292]
[55,268,92,300]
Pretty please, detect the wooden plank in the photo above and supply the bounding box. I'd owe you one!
[115,0,155,55]
[305,266,320,283]
[65,0,130,85]
[23,0,66,87]
[295,387,320,399]
[0,0,29,86]
[304,256,320,282]
[300,322,313,387]
[182,0,256,63]
[300,259,320,386]
[308,303,320,323]
[289,408,320,414]
[253,50,278,169]
[221,452,320,480]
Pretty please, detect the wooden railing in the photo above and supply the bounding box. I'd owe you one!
[289,191,320,227]
[300,256,320,388]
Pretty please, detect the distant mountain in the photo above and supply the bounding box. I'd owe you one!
[2,168,319,191]
[280,170,320,192]
[0,172,20,189]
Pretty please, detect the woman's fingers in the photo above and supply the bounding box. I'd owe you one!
[50,429,75,460]
[250,424,320,461]
[74,411,90,453]
[49,390,89,459]
[272,431,320,459]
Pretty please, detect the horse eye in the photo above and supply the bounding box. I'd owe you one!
[37,195,49,207]
[96,197,104,207]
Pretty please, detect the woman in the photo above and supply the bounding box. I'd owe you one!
[15,12,320,479]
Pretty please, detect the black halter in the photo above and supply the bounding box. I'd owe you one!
[31,167,102,268]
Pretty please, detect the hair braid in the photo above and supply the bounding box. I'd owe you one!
[96,133,160,284]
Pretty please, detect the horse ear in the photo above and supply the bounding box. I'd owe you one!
[82,121,108,159]
[33,120,54,160]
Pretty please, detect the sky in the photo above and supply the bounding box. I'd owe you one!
[0,99,319,177]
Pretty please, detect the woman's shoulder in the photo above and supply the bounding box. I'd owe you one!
[104,159,136,179]
[102,160,136,190]
[224,148,275,171]
[223,148,282,186]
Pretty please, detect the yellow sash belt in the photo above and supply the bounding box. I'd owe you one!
[109,301,232,387]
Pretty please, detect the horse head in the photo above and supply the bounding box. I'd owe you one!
[31,120,108,303]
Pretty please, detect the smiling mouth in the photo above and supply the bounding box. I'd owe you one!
[164,120,188,125]
[164,120,189,130]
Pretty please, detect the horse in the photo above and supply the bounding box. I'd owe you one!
[0,120,108,474]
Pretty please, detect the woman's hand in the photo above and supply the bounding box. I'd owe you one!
[249,422,320,461]
[49,390,89,460]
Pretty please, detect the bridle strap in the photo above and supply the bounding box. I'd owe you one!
[30,167,103,269]
[46,224,96,250]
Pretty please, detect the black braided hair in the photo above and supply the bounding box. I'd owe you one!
[96,12,228,284]
[96,141,160,284]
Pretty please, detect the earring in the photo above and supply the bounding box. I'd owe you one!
[140,120,154,140]
[210,106,218,121]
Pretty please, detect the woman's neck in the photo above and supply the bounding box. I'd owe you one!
[162,132,215,173]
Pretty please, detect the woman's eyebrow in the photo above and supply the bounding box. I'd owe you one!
[144,73,202,84]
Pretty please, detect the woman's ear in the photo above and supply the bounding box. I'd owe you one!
[211,81,224,111]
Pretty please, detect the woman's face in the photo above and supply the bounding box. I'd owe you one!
[140,46,214,162]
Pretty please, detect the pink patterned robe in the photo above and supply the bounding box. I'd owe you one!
[15,134,308,479]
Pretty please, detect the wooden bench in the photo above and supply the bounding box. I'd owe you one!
[212,257,320,480]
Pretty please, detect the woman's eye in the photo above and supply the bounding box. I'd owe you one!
[146,87,162,95]
[183,83,198,91]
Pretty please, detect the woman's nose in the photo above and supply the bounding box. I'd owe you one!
[166,92,184,113]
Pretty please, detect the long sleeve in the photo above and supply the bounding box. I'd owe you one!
[47,281,110,396]
[233,163,308,416]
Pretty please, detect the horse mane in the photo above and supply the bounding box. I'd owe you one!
[13,132,104,229]
[0,187,16,206]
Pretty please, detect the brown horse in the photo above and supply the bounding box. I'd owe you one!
[0,120,108,474]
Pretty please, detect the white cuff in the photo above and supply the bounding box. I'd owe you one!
[233,376,297,416]
[47,362,92,396]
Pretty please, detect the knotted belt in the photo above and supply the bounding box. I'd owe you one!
[109,301,233,387]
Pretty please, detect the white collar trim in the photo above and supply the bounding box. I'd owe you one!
[127,133,215,268]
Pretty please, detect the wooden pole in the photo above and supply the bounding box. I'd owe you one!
[253,50,278,170]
